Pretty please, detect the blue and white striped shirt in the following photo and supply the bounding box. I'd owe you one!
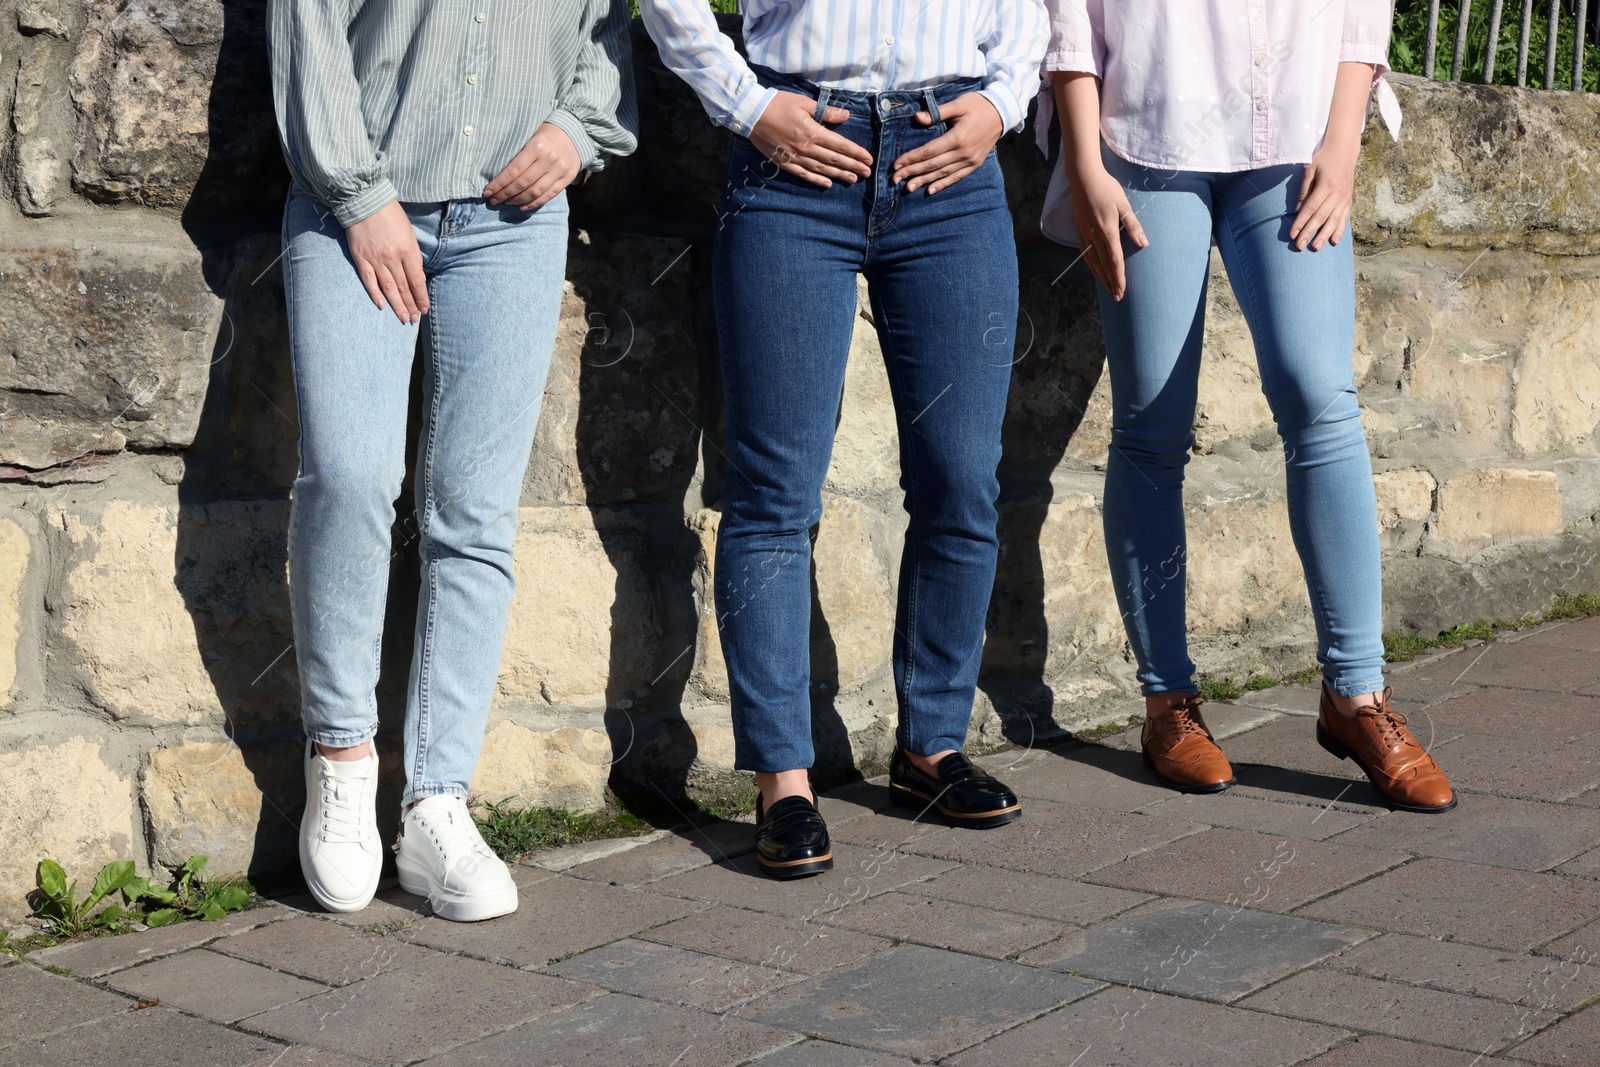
[638,0,1050,138]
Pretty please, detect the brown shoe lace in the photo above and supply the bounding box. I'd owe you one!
[1352,689,1417,750]
[1158,696,1209,739]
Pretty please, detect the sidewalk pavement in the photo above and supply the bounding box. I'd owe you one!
[11,617,1600,1066]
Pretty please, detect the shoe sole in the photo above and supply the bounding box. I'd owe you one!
[395,855,519,922]
[298,830,380,914]
[756,852,834,880]
[889,782,1022,829]
[1316,722,1458,814]
[1140,750,1234,794]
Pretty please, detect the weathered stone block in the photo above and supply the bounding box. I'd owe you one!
[0,231,223,468]
[54,498,295,725]
[0,518,28,703]
[1195,252,1276,451]
[69,0,285,209]
[811,495,896,695]
[1510,274,1600,455]
[0,736,135,920]
[1556,458,1600,527]
[1435,467,1562,543]
[469,719,611,813]
[1186,482,1308,634]
[1373,468,1435,528]
[496,506,662,709]
[1358,75,1600,254]
[825,277,901,500]
[141,739,300,876]
[11,36,71,214]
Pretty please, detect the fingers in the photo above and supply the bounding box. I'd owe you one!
[898,147,964,188]
[375,262,417,324]
[356,261,388,313]
[1312,204,1348,251]
[400,252,430,316]
[924,163,979,195]
[809,126,873,170]
[1296,163,1316,211]
[1119,201,1150,249]
[819,104,852,125]
[1103,218,1127,301]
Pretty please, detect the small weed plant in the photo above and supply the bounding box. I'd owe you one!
[26,854,254,944]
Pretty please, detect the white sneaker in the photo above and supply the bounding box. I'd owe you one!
[394,795,518,922]
[299,741,382,913]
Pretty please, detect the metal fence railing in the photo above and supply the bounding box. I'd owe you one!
[1394,0,1599,89]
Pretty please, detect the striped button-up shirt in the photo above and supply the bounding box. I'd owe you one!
[639,0,1050,137]
[269,0,638,228]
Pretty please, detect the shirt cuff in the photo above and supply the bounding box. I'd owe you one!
[545,107,600,171]
[980,86,1027,134]
[725,85,778,138]
[329,177,400,229]
[1338,45,1390,75]
[1043,49,1100,76]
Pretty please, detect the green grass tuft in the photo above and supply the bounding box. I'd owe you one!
[1384,592,1600,663]
[471,800,653,863]
[1197,676,1244,701]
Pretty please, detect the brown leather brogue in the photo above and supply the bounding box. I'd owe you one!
[1141,693,1234,793]
[1317,685,1456,813]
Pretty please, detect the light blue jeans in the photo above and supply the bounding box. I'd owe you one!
[1095,147,1386,699]
[281,182,567,805]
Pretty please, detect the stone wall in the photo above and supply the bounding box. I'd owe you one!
[2,7,1598,917]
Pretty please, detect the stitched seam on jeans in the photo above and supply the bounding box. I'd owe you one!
[870,282,919,751]
[412,272,445,795]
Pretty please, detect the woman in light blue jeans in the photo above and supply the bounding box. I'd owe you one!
[1043,0,1455,812]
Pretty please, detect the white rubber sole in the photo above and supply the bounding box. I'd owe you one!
[298,834,381,914]
[395,853,518,923]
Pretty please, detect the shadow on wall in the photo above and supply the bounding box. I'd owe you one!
[158,8,1099,883]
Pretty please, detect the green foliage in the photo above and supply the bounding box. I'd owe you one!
[26,854,254,943]
[1197,676,1245,701]
[472,799,652,862]
[1391,0,1599,91]
[1383,592,1600,663]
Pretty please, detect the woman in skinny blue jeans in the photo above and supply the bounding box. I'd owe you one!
[1042,0,1455,812]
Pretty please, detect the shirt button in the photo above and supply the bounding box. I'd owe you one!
[885,35,895,45]
[466,74,479,85]
[474,11,486,22]
[462,125,475,137]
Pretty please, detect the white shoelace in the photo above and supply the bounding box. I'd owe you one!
[316,767,373,844]
[419,800,495,869]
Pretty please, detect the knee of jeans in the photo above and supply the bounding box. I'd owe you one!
[295,452,404,512]
[1109,423,1193,468]
[1264,370,1360,434]
[721,479,825,538]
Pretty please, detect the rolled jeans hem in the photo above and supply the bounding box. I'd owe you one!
[1326,671,1388,699]
[304,724,379,749]
[1139,681,1200,698]
[402,783,470,807]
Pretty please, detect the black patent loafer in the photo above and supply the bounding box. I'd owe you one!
[754,794,833,879]
[889,750,1022,829]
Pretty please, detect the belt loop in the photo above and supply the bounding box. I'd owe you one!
[813,86,833,123]
[922,88,942,126]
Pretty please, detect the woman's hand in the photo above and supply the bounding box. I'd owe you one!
[1069,162,1147,301]
[345,201,429,324]
[1289,136,1359,251]
[486,122,581,210]
[891,93,1004,194]
[750,92,873,188]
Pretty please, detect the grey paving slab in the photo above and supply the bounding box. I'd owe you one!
[1327,793,1600,871]
[1020,898,1372,1002]
[274,883,433,929]
[911,865,1152,925]
[1230,763,1394,813]
[739,944,1102,1060]
[1432,641,1600,694]
[1501,1001,1600,1064]
[29,904,292,977]
[972,744,1184,811]
[0,1006,283,1067]
[523,831,670,871]
[1385,650,1488,705]
[1083,827,1408,912]
[1513,617,1600,653]
[213,915,441,986]
[107,948,327,1024]
[742,1039,915,1067]
[1427,732,1600,802]
[1564,786,1600,807]
[819,890,1065,959]
[1424,688,1600,743]
[642,843,955,919]
[637,906,893,975]
[1141,790,1378,840]
[242,953,600,1064]
[1299,1035,1515,1066]
[1240,685,1324,716]
[1532,920,1600,962]
[1241,968,1559,1053]
[0,961,136,1048]
[543,938,803,1012]
[418,994,802,1067]
[1324,933,1600,1011]
[1553,845,1600,879]
[1300,858,1600,951]
[242,1050,374,1067]
[401,873,702,967]
[561,822,755,885]
[898,799,1203,878]
[812,778,889,826]
[944,985,1348,1067]
[825,804,957,850]
[1213,716,1375,779]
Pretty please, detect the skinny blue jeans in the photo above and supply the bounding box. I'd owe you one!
[713,69,1018,772]
[1095,147,1386,699]
[281,182,567,805]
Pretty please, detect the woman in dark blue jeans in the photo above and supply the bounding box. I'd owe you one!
[641,0,1050,878]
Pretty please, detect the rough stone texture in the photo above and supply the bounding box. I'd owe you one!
[108,949,327,1024]
[544,938,801,1012]
[0,519,27,702]
[469,718,612,813]
[0,736,134,914]
[1437,468,1564,543]
[141,740,301,877]
[0,231,224,467]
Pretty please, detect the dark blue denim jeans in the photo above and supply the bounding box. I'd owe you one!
[712,67,1018,773]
